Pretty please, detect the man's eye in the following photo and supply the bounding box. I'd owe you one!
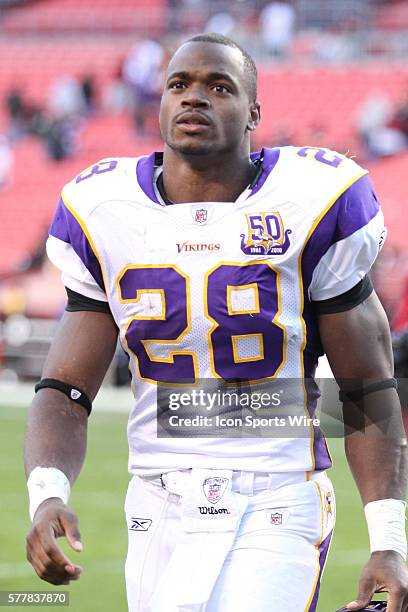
[212,84,230,93]
[169,81,186,89]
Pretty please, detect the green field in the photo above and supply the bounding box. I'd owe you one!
[0,404,387,611]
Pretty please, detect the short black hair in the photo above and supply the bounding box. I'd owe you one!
[184,32,257,102]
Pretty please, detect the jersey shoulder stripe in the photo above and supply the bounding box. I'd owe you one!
[268,146,368,221]
[62,156,142,219]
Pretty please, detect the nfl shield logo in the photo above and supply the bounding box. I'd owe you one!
[194,208,208,224]
[270,512,283,525]
[203,477,229,504]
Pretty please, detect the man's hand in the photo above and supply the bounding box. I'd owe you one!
[347,551,408,612]
[26,498,83,586]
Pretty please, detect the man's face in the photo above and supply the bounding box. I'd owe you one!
[159,42,258,156]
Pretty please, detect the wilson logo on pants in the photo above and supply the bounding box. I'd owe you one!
[198,506,231,515]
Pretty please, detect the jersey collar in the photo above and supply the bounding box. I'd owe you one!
[135,148,280,205]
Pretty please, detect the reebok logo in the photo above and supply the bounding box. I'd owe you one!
[176,242,220,254]
[70,389,81,400]
[129,518,152,531]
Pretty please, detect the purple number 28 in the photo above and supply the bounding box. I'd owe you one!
[118,263,285,384]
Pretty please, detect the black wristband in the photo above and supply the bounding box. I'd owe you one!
[339,377,397,404]
[34,378,92,416]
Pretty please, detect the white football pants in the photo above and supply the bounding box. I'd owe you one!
[124,470,335,612]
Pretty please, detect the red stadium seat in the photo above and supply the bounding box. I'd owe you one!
[0,0,167,34]
[375,2,408,30]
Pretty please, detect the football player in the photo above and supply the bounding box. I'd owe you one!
[25,34,408,611]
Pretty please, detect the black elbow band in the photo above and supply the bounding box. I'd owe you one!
[34,378,92,416]
[339,377,397,404]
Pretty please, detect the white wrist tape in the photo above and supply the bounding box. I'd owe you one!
[27,467,71,521]
[364,498,407,560]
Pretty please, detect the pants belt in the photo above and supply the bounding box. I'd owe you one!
[145,469,324,497]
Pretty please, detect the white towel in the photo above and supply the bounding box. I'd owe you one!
[147,469,248,612]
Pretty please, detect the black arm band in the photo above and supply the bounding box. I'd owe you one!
[313,275,373,315]
[339,377,397,403]
[34,378,92,416]
[65,287,111,314]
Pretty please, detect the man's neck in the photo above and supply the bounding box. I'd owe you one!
[161,147,255,204]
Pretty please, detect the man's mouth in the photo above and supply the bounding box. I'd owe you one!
[175,112,212,134]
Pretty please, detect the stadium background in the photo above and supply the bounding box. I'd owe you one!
[1,0,408,610]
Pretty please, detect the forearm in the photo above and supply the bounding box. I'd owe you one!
[345,400,408,504]
[24,310,118,483]
[24,389,88,485]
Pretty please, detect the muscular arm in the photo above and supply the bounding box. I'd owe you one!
[25,310,118,480]
[24,310,118,585]
[319,291,408,611]
[319,291,407,503]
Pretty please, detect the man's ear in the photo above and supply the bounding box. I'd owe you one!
[247,102,261,132]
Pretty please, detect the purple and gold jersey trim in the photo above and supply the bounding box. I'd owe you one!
[300,172,378,364]
[136,153,159,204]
[303,377,332,473]
[135,148,280,205]
[301,172,378,294]
[49,197,105,291]
[248,148,280,197]
[299,171,377,471]
[308,531,333,611]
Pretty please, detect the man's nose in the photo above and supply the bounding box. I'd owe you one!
[181,85,210,108]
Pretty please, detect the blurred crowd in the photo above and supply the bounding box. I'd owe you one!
[6,75,95,160]
[357,91,408,158]
[1,0,407,185]
[1,37,168,176]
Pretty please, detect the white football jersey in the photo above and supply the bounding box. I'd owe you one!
[47,146,385,476]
